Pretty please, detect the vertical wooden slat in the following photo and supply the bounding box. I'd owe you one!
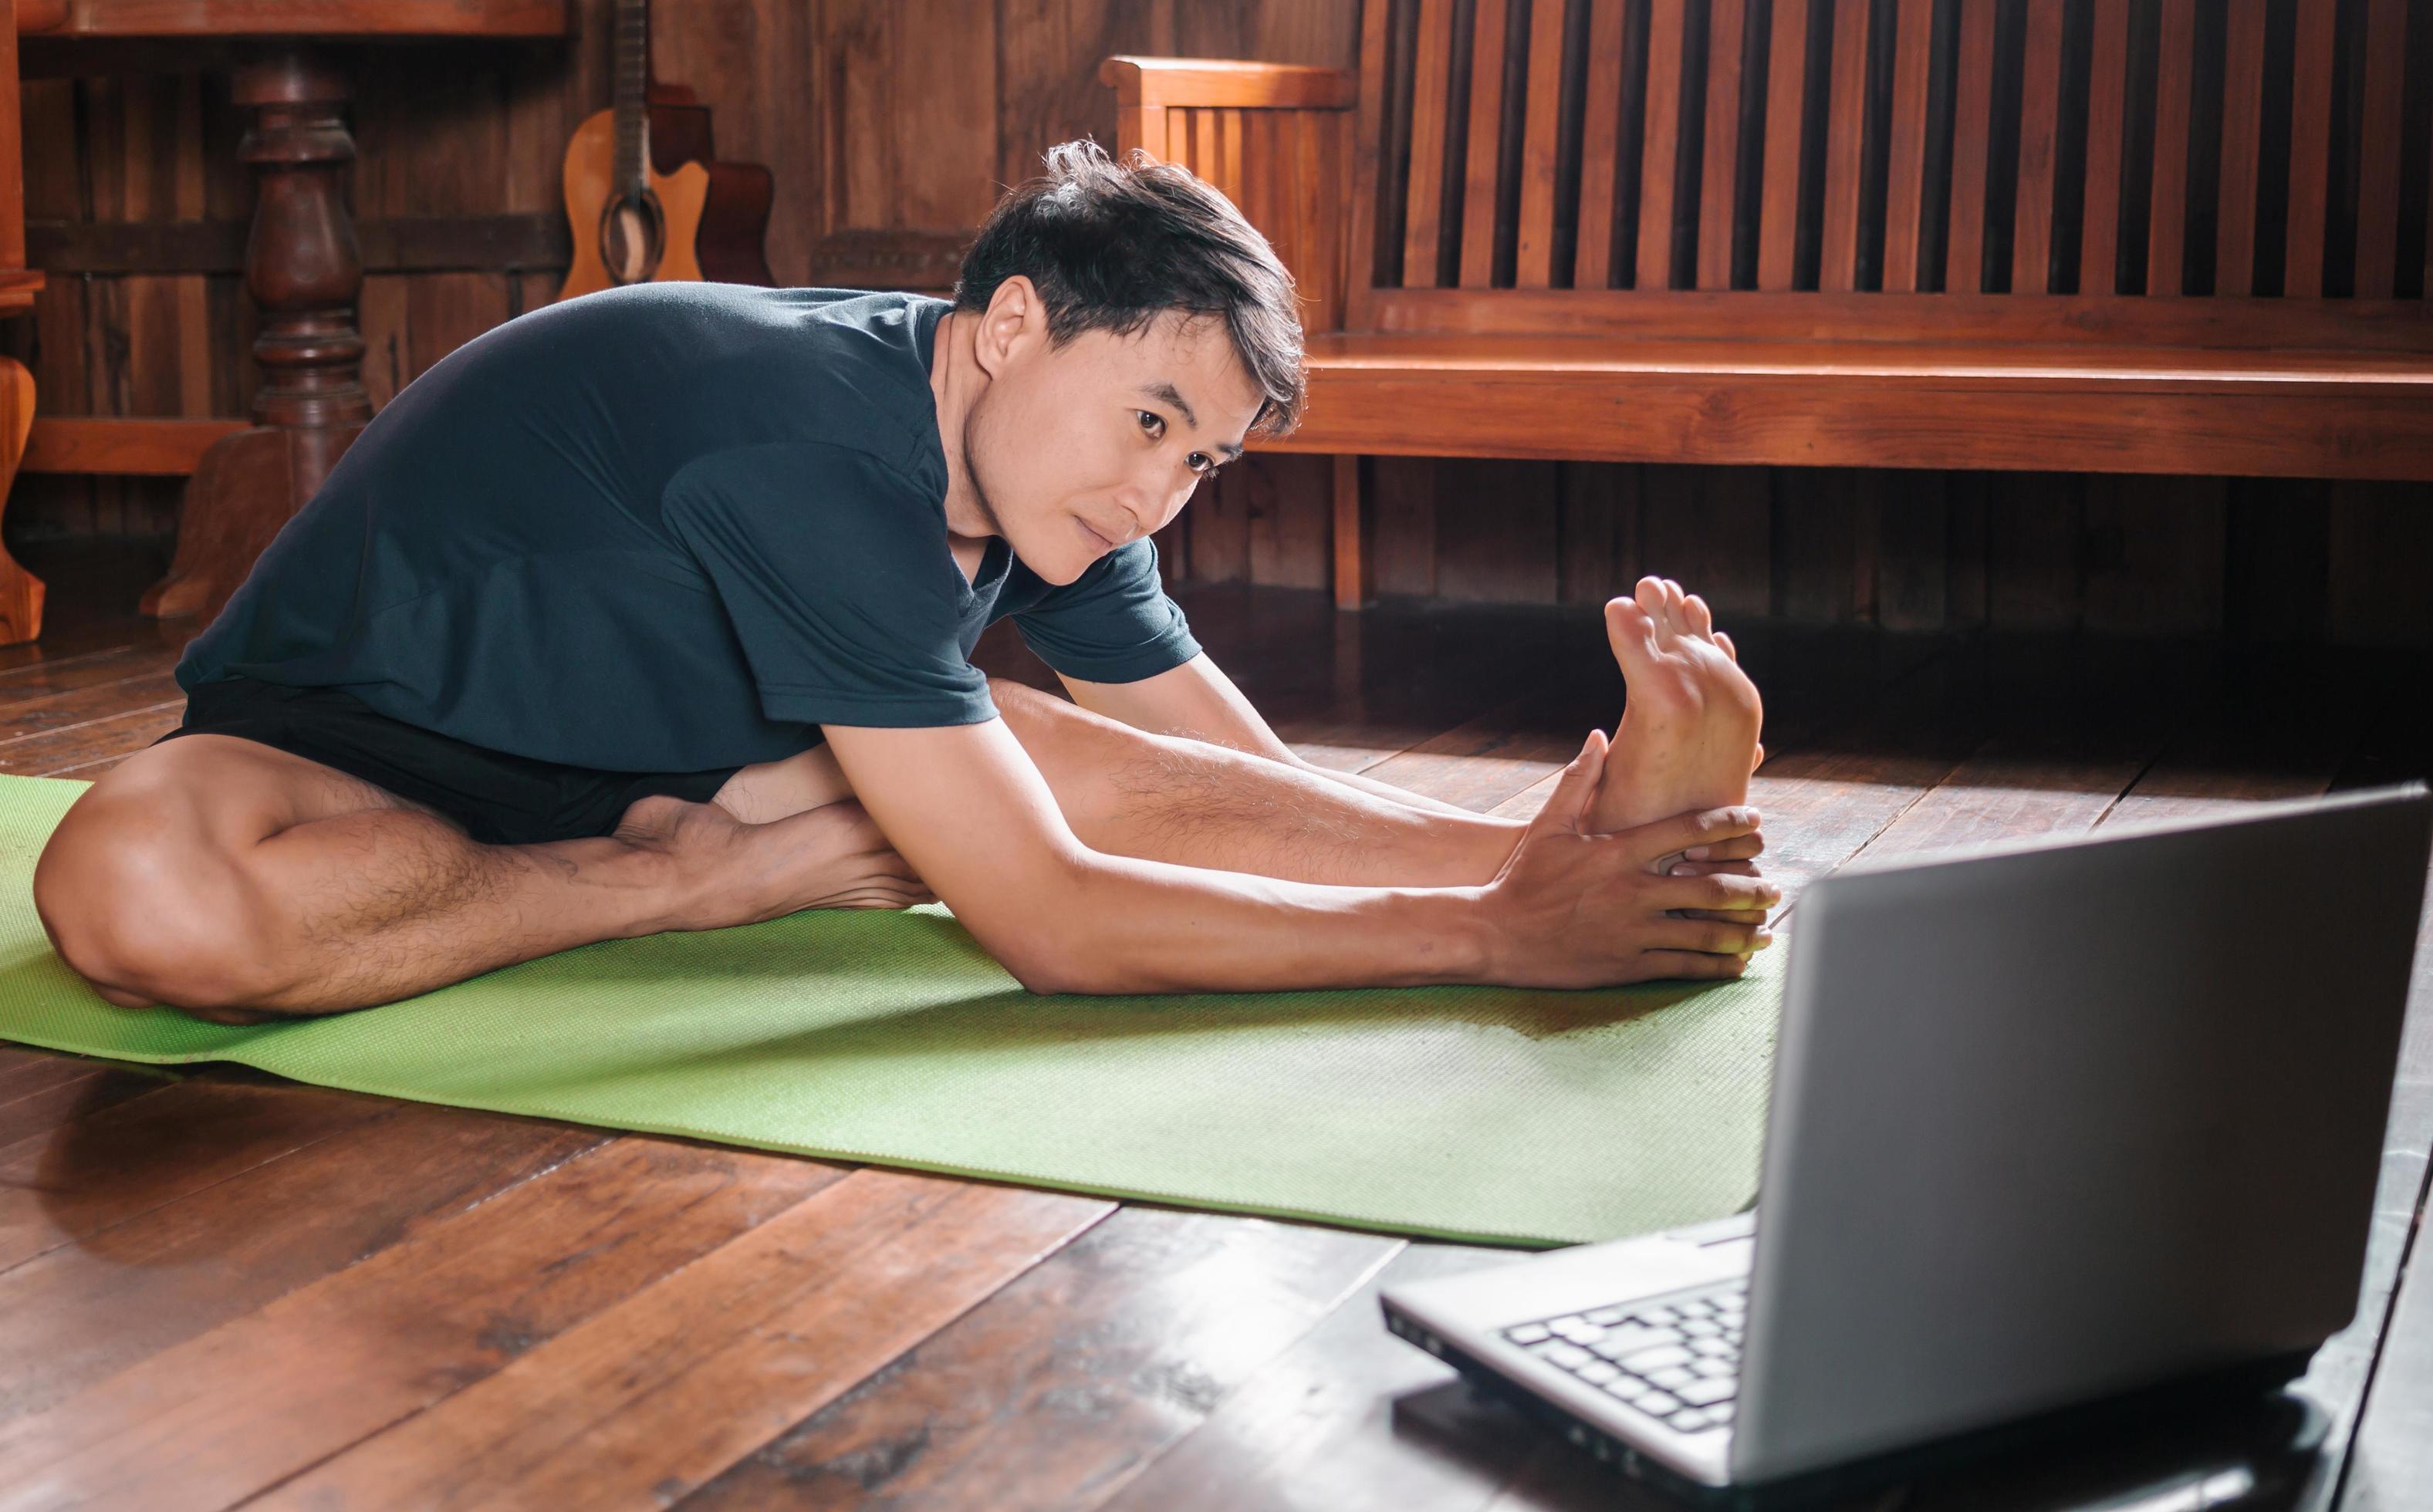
[2146,0,2195,295]
[1575,0,1630,288]
[1637,0,1690,289]
[2080,0,2131,294]
[1946,0,1996,292]
[1697,0,1750,289]
[1755,0,1811,290]
[1344,0,1394,327]
[2284,0,2337,295]
[1818,0,1872,291]
[2213,0,2267,295]
[2353,0,2408,296]
[2011,0,2065,294]
[1880,0,1934,290]
[1116,103,1170,160]
[1459,0,1515,285]
[1401,0,1458,288]
[1515,0,1569,285]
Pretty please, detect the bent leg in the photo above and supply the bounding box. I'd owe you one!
[985,677,1523,887]
[35,734,922,1021]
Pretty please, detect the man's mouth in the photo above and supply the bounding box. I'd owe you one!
[1076,516,1118,554]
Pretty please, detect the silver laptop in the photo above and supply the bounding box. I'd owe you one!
[1383,783,2431,1501]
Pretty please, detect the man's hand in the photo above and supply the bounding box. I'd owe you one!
[1482,729,1779,988]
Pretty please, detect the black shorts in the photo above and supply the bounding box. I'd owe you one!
[154,677,751,847]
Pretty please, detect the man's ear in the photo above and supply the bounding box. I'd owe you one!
[973,275,1047,379]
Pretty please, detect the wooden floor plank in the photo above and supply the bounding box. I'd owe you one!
[681,1209,1398,1510]
[0,1061,177,1150]
[0,703,186,777]
[0,644,185,709]
[0,1139,850,1512]
[248,1171,1108,1510]
[0,1080,393,1274]
[0,1101,607,1423]
[1100,1242,1547,1512]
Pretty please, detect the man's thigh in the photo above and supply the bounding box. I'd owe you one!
[72,732,448,852]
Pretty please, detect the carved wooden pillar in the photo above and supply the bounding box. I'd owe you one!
[141,48,371,623]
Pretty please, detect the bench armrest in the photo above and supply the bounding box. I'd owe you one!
[1097,56,1357,111]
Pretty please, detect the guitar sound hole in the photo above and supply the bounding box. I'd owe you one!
[599,191,667,285]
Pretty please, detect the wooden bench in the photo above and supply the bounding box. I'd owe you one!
[1103,0,2433,610]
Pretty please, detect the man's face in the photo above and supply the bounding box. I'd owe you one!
[963,290,1267,585]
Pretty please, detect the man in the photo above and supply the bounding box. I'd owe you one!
[33,142,1773,1024]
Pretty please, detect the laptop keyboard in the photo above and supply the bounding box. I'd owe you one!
[1499,1279,1747,1435]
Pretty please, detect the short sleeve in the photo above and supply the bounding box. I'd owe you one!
[661,443,998,728]
[1012,537,1203,683]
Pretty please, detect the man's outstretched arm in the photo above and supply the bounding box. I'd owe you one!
[1058,653,1489,819]
[822,718,1773,997]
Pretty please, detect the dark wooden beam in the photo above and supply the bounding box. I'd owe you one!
[26,214,573,275]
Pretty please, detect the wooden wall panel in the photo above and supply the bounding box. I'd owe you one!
[11,0,2430,650]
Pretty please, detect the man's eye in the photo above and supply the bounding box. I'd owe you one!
[1189,453,1215,474]
[1137,410,1164,438]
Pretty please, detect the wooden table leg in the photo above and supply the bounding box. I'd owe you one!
[142,47,370,624]
[0,357,43,644]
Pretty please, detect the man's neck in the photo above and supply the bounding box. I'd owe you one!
[928,311,995,555]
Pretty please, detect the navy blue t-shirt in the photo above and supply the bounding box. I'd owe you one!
[174,285,1202,773]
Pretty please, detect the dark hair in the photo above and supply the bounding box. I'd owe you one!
[955,140,1306,437]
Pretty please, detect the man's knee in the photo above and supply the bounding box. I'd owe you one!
[35,784,286,1012]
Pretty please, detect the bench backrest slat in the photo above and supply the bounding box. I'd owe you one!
[2215,0,2268,297]
[1817,0,1872,292]
[1637,0,1691,289]
[1696,0,1749,292]
[2147,0,2195,296]
[2080,0,2131,295]
[1754,0,1809,291]
[1459,0,1516,286]
[1516,0,1570,287]
[2355,0,2408,298]
[1881,0,1935,293]
[1574,0,1632,289]
[2011,0,2066,296]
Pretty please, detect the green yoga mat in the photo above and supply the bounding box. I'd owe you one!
[0,773,1782,1247]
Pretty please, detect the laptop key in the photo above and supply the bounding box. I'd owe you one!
[1647,1366,1695,1389]
[1709,1402,1736,1424]
[1542,1342,1594,1369]
[1688,1338,1732,1358]
[1674,1299,1715,1318]
[1675,1378,1735,1406]
[1670,1409,1714,1433]
[1678,1318,1721,1338]
[1637,1306,1681,1326]
[1576,1362,1621,1385]
[1505,1324,1552,1345]
[1690,1358,1732,1379]
[1592,1326,1683,1358]
[1587,1307,1628,1325]
[1637,1391,1683,1416]
[1618,1345,1694,1373]
[1603,1375,1647,1401]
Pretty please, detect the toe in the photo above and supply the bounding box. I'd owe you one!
[1606,595,1661,660]
[1635,575,1668,625]
[1715,629,1738,661]
[1683,592,1715,637]
[1661,579,1688,629]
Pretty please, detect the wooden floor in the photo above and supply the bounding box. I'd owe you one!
[1,536,2428,1510]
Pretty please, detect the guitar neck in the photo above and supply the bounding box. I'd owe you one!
[611,0,650,195]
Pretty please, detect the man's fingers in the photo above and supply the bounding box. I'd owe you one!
[1676,831,1765,864]
[1634,950,1751,982]
[1651,872,1779,913]
[1667,860,1760,879]
[1624,805,1763,867]
[1648,916,1772,955]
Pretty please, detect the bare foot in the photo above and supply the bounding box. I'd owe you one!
[1585,576,1765,835]
[613,794,937,932]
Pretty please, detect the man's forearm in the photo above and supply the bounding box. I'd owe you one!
[1291,753,1509,821]
[1029,849,1498,995]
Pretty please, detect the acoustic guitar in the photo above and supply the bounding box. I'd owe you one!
[558,0,776,300]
